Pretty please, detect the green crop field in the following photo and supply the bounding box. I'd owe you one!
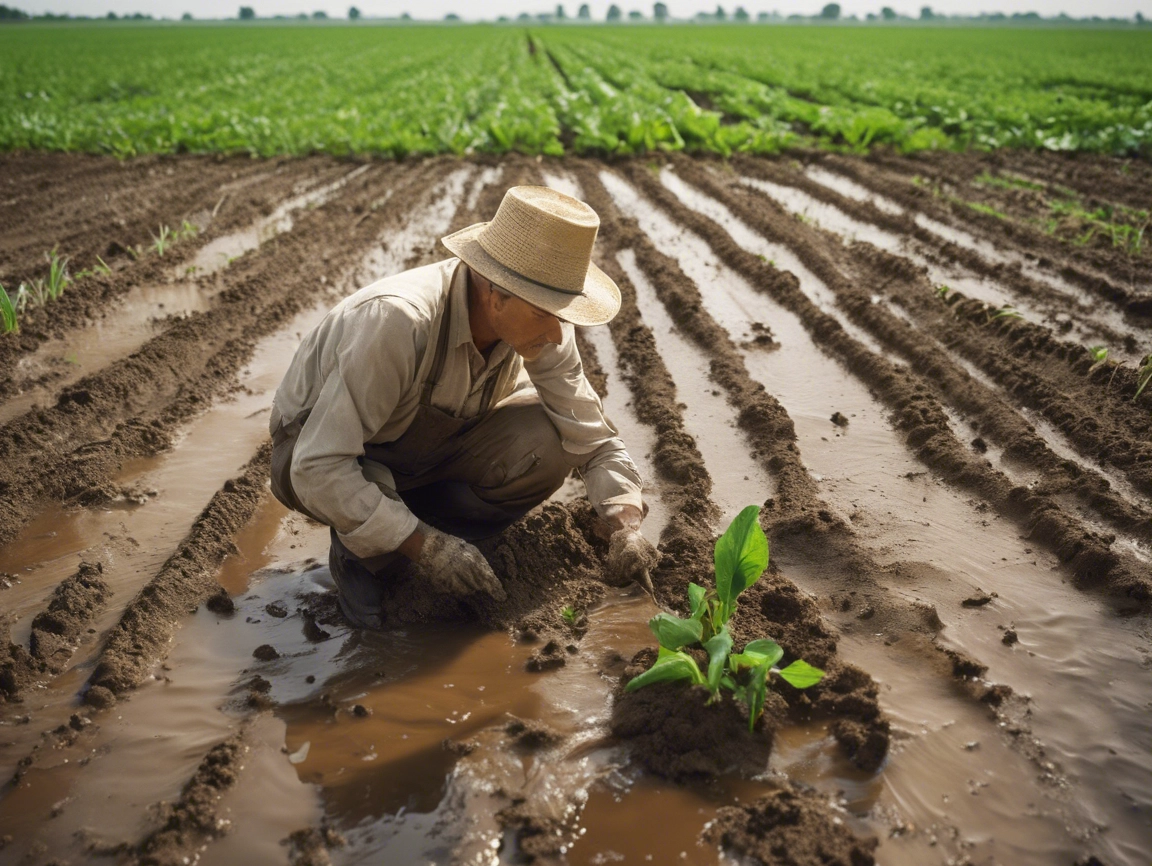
[2,22,1150,158]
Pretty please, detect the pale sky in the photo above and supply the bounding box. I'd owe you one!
[19,0,1152,20]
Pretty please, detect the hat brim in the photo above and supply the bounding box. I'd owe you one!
[442,222,621,328]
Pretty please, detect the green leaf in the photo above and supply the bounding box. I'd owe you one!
[0,284,17,335]
[687,583,707,620]
[648,612,703,651]
[742,639,783,668]
[714,505,768,610]
[702,627,733,693]
[623,650,704,692]
[777,659,825,689]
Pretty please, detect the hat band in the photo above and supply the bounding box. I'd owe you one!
[487,257,586,297]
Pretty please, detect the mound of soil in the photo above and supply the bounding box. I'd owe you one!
[703,783,877,866]
[610,649,785,781]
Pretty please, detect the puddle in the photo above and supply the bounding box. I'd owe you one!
[614,249,776,526]
[605,163,1152,866]
[660,168,892,359]
[0,281,213,427]
[776,170,1145,358]
[187,164,372,277]
[804,165,905,216]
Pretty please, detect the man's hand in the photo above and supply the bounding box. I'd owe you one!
[602,505,658,596]
[411,522,507,601]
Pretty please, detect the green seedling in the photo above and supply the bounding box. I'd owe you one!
[28,278,50,308]
[1136,355,1152,401]
[987,305,1022,323]
[1087,345,1110,373]
[177,219,199,241]
[152,224,173,256]
[45,246,70,300]
[934,284,951,300]
[0,283,18,334]
[625,505,825,732]
[76,255,112,280]
[561,605,578,625]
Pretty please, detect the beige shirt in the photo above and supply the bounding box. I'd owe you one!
[270,258,643,560]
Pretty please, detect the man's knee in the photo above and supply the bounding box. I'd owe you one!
[474,404,570,504]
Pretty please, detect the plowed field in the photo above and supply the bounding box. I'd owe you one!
[1,150,1150,866]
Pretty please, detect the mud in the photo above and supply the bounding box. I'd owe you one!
[703,782,878,866]
[1,152,1150,866]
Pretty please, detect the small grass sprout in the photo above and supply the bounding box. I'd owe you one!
[1135,355,1152,401]
[152,224,174,256]
[624,505,825,732]
[561,605,578,625]
[934,284,951,300]
[986,305,1022,323]
[76,255,112,280]
[45,246,71,300]
[176,219,199,241]
[0,283,18,334]
[1087,345,1110,373]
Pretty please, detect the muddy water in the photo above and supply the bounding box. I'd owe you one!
[639,167,1152,865]
[187,164,372,276]
[0,166,374,429]
[751,171,1144,357]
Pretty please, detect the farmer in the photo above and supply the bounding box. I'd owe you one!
[268,185,657,629]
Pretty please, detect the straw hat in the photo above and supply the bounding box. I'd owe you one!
[442,186,621,327]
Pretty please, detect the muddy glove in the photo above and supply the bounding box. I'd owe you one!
[606,529,659,597]
[415,522,507,601]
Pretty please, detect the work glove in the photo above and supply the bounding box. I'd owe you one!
[606,528,659,597]
[415,522,507,601]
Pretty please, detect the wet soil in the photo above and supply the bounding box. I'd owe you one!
[1,151,1149,866]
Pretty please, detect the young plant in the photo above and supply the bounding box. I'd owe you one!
[624,505,824,732]
[934,284,951,300]
[45,246,70,300]
[176,219,199,241]
[1136,355,1152,401]
[987,305,1022,323]
[0,283,18,334]
[75,255,112,280]
[152,224,173,256]
[561,605,578,625]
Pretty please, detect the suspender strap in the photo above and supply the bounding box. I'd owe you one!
[421,294,455,407]
[419,287,512,415]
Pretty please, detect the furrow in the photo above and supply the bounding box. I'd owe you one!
[0,157,354,395]
[819,154,1152,325]
[576,160,894,773]
[734,153,1143,354]
[0,160,445,551]
[645,157,1150,605]
[681,162,1152,545]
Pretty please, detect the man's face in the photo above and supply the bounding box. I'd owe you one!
[484,279,564,361]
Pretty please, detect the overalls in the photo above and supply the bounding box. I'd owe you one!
[270,288,571,627]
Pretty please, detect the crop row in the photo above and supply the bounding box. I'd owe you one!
[1,24,1150,157]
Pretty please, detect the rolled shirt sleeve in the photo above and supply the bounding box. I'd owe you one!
[290,299,422,560]
[525,322,645,518]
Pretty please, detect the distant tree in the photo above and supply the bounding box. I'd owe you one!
[865,12,875,20]
[444,11,460,19]
[181,10,192,18]
[106,9,117,17]
[517,11,531,19]
[348,5,359,19]
[734,6,749,21]
[1137,11,1146,24]
[714,5,726,20]
[312,9,327,17]
[555,4,565,18]
[653,1,667,20]
[577,3,590,18]
[400,11,411,18]
[0,3,30,18]
[606,4,621,20]
[757,11,770,21]
[238,5,255,18]
[820,2,840,19]
[919,5,933,19]
[880,6,896,19]
[296,12,307,18]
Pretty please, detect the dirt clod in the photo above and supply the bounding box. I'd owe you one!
[205,589,235,615]
[703,783,877,866]
[252,644,279,661]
